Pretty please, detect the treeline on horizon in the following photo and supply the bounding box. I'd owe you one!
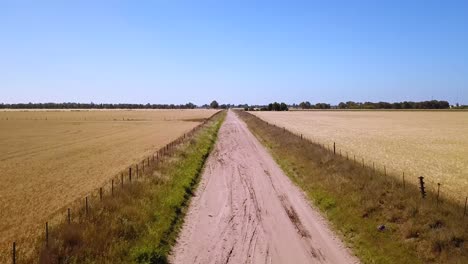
[0,102,203,109]
[0,101,247,110]
[296,100,453,110]
[244,100,462,111]
[1,100,466,110]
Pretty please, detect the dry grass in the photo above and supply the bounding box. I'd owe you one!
[0,109,217,260]
[252,111,468,200]
[239,110,467,264]
[23,111,224,263]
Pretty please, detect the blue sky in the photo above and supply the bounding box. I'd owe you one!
[1,0,467,105]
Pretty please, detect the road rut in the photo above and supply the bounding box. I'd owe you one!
[171,111,358,264]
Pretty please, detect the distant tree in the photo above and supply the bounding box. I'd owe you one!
[299,101,312,109]
[314,103,331,109]
[210,100,219,109]
[185,102,196,109]
[266,102,288,111]
[280,102,288,111]
[338,102,347,109]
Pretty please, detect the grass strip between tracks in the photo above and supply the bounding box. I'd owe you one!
[237,110,467,264]
[32,111,225,264]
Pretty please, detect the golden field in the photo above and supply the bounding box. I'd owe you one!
[253,110,468,199]
[0,109,217,251]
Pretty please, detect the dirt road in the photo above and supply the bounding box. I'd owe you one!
[171,111,358,264]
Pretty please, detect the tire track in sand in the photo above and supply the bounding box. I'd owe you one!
[171,110,359,264]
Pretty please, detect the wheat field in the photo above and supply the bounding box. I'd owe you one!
[253,110,468,199]
[0,109,217,251]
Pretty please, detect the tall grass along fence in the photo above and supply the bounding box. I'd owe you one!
[7,110,222,264]
[264,117,467,212]
[238,110,467,263]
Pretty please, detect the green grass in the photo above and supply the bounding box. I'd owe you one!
[32,111,225,264]
[237,110,467,264]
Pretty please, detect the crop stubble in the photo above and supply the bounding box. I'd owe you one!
[253,111,468,199]
[0,109,217,252]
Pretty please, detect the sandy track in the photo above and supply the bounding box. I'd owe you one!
[171,111,358,264]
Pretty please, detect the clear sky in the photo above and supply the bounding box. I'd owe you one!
[1,0,467,105]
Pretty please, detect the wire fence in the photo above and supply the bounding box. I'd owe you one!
[5,110,222,264]
[260,117,467,213]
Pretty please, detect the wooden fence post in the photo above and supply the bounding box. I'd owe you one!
[418,176,426,198]
[333,142,336,155]
[464,197,467,217]
[68,208,71,224]
[402,172,405,190]
[12,242,16,264]
[85,197,89,215]
[436,183,441,206]
[45,222,49,247]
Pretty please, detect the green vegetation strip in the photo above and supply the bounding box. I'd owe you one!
[34,112,225,264]
[237,110,467,264]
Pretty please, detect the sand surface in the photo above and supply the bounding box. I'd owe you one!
[171,111,358,264]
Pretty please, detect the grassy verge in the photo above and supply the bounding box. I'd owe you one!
[237,110,467,264]
[32,111,225,264]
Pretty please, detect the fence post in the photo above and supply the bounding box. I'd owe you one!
[333,142,336,155]
[418,176,426,198]
[12,242,16,264]
[129,167,132,183]
[68,208,71,224]
[85,197,89,216]
[45,222,49,247]
[402,172,405,190]
[99,188,103,201]
[436,183,441,206]
[121,173,124,188]
[464,197,467,217]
